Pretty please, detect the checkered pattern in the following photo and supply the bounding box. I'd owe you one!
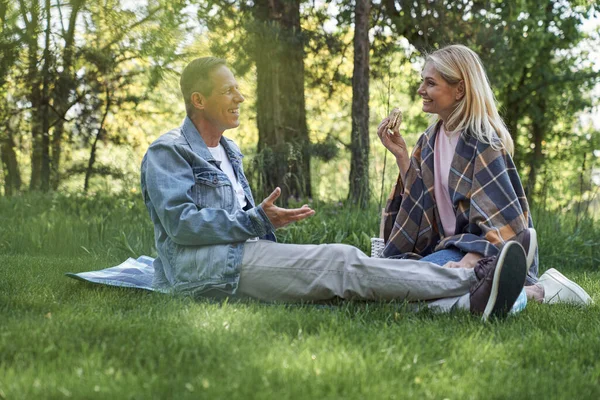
[382,122,537,280]
[65,256,167,293]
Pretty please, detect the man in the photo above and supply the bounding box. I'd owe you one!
[141,57,528,320]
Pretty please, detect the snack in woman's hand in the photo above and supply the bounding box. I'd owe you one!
[387,108,403,135]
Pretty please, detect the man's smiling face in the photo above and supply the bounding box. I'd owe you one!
[201,65,245,132]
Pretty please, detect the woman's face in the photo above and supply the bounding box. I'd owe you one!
[417,62,462,123]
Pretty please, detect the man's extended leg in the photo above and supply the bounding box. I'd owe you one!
[236,240,477,302]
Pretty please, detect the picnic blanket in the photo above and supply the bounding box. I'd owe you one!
[65,256,527,314]
[65,256,168,293]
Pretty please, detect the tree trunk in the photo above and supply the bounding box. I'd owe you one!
[503,66,528,169]
[348,0,371,208]
[84,87,110,193]
[0,130,22,196]
[83,130,100,193]
[50,0,85,190]
[253,0,311,204]
[526,96,546,198]
[40,0,51,191]
[22,1,43,191]
[51,120,65,190]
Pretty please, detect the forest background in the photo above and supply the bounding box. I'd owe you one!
[1,0,600,215]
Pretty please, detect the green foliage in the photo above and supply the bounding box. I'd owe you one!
[276,199,381,251]
[0,0,193,194]
[0,192,154,259]
[309,135,340,162]
[1,192,599,269]
[532,204,600,271]
[527,124,600,211]
[472,1,599,183]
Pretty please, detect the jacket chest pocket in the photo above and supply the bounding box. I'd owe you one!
[193,168,234,210]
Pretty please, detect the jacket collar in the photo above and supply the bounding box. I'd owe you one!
[180,116,243,167]
[181,117,214,161]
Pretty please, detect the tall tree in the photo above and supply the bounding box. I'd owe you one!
[197,0,313,203]
[252,0,311,202]
[0,0,23,195]
[348,0,371,208]
[48,0,85,190]
[75,0,190,191]
[474,0,599,196]
[40,0,52,191]
[17,0,44,190]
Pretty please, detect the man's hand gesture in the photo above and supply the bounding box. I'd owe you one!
[260,187,315,229]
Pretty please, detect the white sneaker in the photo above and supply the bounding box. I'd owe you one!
[538,268,594,305]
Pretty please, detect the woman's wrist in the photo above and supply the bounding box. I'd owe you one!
[396,156,409,181]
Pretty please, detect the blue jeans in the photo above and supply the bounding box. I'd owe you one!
[420,248,464,266]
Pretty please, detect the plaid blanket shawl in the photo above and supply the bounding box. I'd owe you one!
[382,122,538,280]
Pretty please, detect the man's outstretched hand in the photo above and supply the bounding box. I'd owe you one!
[260,187,315,229]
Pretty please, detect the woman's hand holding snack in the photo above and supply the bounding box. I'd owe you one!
[377,108,409,180]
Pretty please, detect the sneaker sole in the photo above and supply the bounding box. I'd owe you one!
[540,268,593,305]
[482,242,527,321]
[525,228,537,271]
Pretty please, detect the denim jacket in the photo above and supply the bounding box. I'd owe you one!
[141,117,275,295]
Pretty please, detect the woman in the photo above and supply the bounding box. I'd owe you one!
[378,44,591,306]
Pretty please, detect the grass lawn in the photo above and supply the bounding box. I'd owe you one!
[1,193,599,399]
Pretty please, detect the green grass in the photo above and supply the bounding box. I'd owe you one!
[1,193,599,399]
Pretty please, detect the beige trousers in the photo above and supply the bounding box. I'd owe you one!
[237,240,474,311]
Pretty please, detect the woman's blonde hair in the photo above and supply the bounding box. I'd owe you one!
[425,44,514,155]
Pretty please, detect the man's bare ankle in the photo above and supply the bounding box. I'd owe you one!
[525,283,545,303]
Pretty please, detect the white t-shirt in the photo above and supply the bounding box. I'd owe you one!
[207,143,248,209]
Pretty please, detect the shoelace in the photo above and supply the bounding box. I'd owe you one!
[474,256,496,280]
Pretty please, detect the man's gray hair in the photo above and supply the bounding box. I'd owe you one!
[180,57,227,116]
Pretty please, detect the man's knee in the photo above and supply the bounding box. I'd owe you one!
[322,243,364,268]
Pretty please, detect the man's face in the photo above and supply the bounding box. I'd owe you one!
[200,65,245,132]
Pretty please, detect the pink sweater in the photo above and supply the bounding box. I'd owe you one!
[434,125,460,237]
